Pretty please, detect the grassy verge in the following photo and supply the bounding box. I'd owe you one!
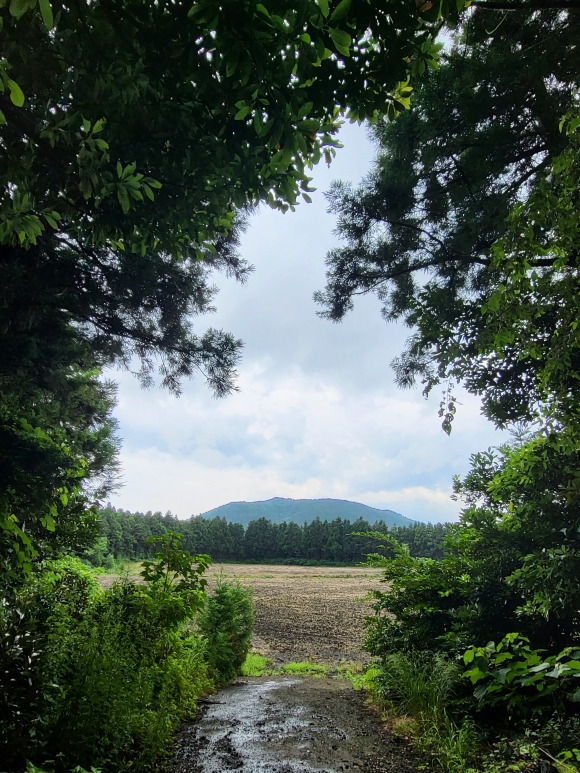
[344,654,580,773]
[241,652,367,689]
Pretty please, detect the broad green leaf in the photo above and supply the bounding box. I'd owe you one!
[298,118,320,132]
[117,186,130,213]
[396,96,411,110]
[234,106,251,120]
[317,0,329,17]
[255,3,270,17]
[39,0,54,28]
[330,0,350,22]
[9,0,30,19]
[123,162,137,178]
[297,101,313,119]
[7,79,25,107]
[329,28,350,57]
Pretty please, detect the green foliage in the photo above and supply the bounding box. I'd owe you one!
[455,430,580,649]
[363,435,580,765]
[0,539,253,772]
[365,424,580,659]
[0,557,102,768]
[414,714,479,773]
[0,366,119,586]
[0,0,455,416]
[280,661,327,677]
[45,581,211,770]
[316,9,580,430]
[240,652,270,677]
[139,532,211,625]
[463,634,580,717]
[198,576,255,684]
[370,651,463,721]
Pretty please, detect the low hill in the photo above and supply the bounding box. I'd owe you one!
[199,497,416,528]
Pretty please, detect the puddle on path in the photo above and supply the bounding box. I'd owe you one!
[168,676,420,773]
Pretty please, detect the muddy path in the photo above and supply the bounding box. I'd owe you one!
[168,675,420,773]
[166,565,420,772]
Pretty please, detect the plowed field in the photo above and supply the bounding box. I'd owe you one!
[207,564,382,665]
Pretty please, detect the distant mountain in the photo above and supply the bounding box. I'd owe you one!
[199,497,416,528]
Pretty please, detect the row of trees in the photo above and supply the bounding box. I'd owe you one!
[91,505,450,564]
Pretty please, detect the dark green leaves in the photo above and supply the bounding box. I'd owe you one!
[329,27,350,57]
[330,0,350,22]
[317,0,329,17]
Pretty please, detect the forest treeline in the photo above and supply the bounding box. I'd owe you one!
[90,506,450,566]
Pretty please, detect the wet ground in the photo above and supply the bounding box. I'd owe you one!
[168,675,420,773]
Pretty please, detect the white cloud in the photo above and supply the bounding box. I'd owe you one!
[107,122,507,524]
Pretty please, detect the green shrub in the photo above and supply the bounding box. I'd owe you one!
[198,577,255,683]
[463,633,580,717]
[0,557,102,770]
[1,538,216,772]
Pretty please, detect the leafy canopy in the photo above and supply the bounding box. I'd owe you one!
[315,8,580,429]
[0,0,466,578]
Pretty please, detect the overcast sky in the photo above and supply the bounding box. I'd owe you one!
[108,122,505,524]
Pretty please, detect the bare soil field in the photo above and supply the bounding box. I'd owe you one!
[208,563,382,665]
[99,563,383,665]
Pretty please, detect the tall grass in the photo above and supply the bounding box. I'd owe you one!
[373,651,461,720]
[363,652,479,772]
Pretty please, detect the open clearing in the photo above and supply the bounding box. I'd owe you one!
[209,563,382,665]
[100,562,383,665]
[100,563,420,771]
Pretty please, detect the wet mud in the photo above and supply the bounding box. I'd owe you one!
[168,675,420,773]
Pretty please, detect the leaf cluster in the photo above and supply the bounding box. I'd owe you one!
[316,8,580,428]
[463,634,580,716]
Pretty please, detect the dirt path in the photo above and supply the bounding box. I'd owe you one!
[168,675,420,773]
[163,564,420,770]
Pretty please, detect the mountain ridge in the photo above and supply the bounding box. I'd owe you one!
[199,496,417,528]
